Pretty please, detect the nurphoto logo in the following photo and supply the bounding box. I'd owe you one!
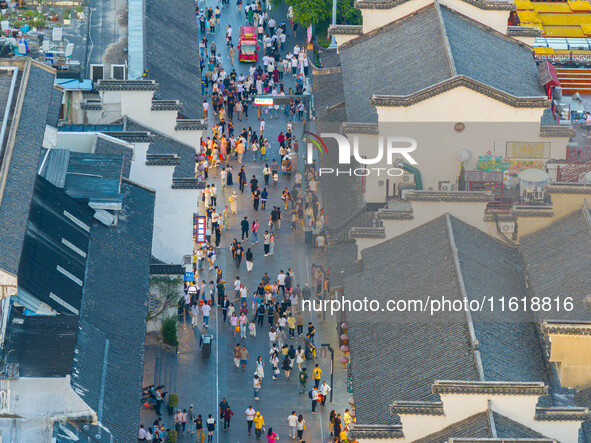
[304,131,419,176]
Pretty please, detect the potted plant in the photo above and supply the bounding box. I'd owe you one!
[167,393,178,416]
[167,429,178,443]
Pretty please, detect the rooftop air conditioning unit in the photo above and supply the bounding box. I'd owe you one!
[401,174,414,183]
[501,222,515,233]
[111,64,126,80]
[90,64,105,83]
[439,182,452,192]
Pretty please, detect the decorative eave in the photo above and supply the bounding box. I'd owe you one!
[507,26,542,38]
[403,190,493,202]
[483,211,516,222]
[101,131,153,143]
[355,0,514,10]
[348,424,404,440]
[151,100,182,111]
[171,178,206,189]
[97,79,159,92]
[390,401,444,416]
[175,119,208,131]
[341,122,379,135]
[547,183,591,194]
[371,76,549,109]
[511,207,554,217]
[329,25,364,36]
[542,321,591,336]
[150,263,185,275]
[377,208,414,220]
[349,227,386,239]
[354,0,411,10]
[432,381,548,396]
[535,407,591,421]
[146,154,181,166]
[540,124,575,138]
[80,100,102,111]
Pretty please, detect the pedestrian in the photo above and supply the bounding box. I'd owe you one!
[296,311,304,336]
[299,367,308,394]
[234,241,244,269]
[241,216,250,240]
[188,405,195,434]
[245,405,256,435]
[229,44,235,64]
[287,411,298,440]
[202,301,211,327]
[246,248,254,272]
[263,230,271,256]
[334,413,343,440]
[253,374,262,400]
[233,343,242,368]
[261,187,268,210]
[223,407,234,431]
[195,414,204,441]
[269,233,275,255]
[320,381,331,405]
[270,352,279,379]
[229,191,238,214]
[287,314,296,339]
[206,414,216,442]
[266,427,279,443]
[282,354,293,380]
[313,364,322,388]
[231,312,239,337]
[240,312,249,338]
[310,387,319,414]
[252,219,260,243]
[174,409,183,435]
[296,346,305,371]
[307,322,316,345]
[219,398,229,420]
[256,356,265,380]
[254,411,265,438]
[296,415,305,441]
[240,345,249,370]
[221,295,230,322]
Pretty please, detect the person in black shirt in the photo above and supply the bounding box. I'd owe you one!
[257,303,266,327]
[238,167,247,193]
[250,175,258,193]
[234,242,244,269]
[241,217,249,241]
[252,188,260,211]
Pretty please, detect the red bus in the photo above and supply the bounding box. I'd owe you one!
[238,26,258,62]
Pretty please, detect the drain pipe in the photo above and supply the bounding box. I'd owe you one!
[0,67,19,159]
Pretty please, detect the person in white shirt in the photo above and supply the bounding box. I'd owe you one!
[202,303,211,327]
[245,406,256,435]
[277,270,286,296]
[319,381,331,405]
[287,412,299,439]
[138,425,147,440]
[234,277,241,300]
[260,119,265,136]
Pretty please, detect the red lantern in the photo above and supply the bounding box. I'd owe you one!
[341,322,348,330]
[340,345,349,353]
[340,356,349,364]
[340,334,349,342]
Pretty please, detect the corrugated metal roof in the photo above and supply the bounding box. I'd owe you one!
[64,152,124,205]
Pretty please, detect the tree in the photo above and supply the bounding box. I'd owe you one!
[286,0,331,26]
[148,275,183,321]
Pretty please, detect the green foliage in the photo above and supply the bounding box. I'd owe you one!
[337,0,362,24]
[161,315,179,347]
[457,162,466,191]
[75,5,85,13]
[168,393,179,407]
[167,429,178,442]
[287,0,330,26]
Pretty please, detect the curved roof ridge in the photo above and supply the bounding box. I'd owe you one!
[434,0,458,76]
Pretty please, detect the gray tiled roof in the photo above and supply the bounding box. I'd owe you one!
[326,241,362,289]
[312,68,346,122]
[145,0,203,119]
[346,216,480,424]
[575,387,591,443]
[520,208,591,322]
[416,412,491,443]
[71,179,155,442]
[347,215,554,425]
[127,119,197,178]
[449,218,550,384]
[46,87,64,128]
[0,64,56,276]
[337,3,545,122]
[94,136,133,178]
[492,412,546,438]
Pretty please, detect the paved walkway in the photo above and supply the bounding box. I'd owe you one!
[140,2,349,442]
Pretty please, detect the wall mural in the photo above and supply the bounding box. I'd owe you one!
[475,153,545,177]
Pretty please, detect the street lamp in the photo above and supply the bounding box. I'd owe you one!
[329,0,337,48]
[321,344,334,402]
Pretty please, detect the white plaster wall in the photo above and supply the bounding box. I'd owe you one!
[361,0,434,34]
[0,376,96,442]
[334,34,359,47]
[56,132,97,153]
[173,129,204,148]
[377,87,545,123]
[440,0,509,34]
[129,142,198,263]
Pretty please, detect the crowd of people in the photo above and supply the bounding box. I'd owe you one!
[138,0,355,441]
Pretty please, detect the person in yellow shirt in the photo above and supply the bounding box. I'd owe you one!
[313,364,322,388]
[254,411,265,439]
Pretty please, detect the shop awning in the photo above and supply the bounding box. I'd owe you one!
[538,60,560,87]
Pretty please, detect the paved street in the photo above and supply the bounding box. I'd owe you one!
[141,2,348,441]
